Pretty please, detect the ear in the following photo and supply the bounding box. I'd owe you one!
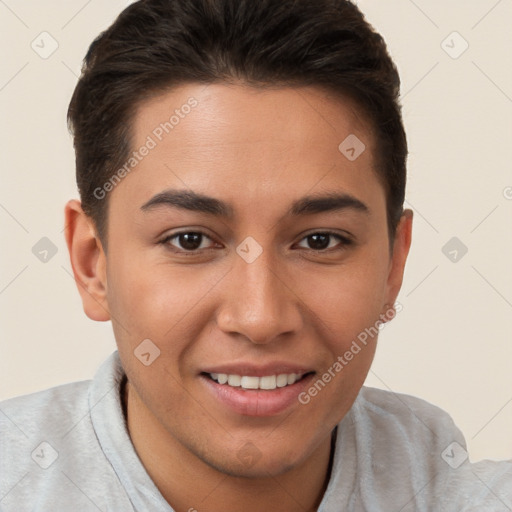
[383,209,413,315]
[64,199,110,322]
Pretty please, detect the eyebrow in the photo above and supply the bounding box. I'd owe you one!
[140,189,370,218]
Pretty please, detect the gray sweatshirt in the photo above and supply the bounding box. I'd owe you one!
[1,351,510,511]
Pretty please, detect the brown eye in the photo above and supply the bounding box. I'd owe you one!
[160,231,216,252]
[297,232,352,251]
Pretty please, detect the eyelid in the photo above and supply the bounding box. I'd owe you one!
[159,230,218,251]
[299,229,353,241]
[294,230,353,250]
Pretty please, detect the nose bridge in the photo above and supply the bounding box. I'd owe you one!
[217,242,302,343]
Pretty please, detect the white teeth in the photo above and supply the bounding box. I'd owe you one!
[259,375,276,390]
[287,373,298,385]
[276,374,288,388]
[209,372,304,390]
[241,376,260,389]
[228,374,241,387]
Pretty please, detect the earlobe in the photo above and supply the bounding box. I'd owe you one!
[64,199,111,322]
[382,209,413,317]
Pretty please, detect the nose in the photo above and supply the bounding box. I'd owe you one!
[215,246,304,345]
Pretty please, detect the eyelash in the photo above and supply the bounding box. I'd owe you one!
[158,230,353,254]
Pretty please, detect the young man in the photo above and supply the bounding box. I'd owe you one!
[1,0,510,510]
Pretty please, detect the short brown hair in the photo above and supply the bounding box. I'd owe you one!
[67,0,407,249]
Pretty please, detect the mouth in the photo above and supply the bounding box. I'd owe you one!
[203,371,313,390]
[199,369,316,417]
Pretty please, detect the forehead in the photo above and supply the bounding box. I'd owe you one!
[111,82,383,217]
[133,82,373,151]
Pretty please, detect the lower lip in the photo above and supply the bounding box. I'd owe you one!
[200,374,315,417]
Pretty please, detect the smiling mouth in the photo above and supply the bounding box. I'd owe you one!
[202,372,315,391]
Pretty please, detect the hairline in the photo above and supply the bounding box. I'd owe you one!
[95,80,398,256]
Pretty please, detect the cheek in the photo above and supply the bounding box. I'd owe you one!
[107,253,216,339]
[300,253,389,398]
[298,268,384,424]
[306,256,388,334]
[105,256,226,397]
[106,261,202,415]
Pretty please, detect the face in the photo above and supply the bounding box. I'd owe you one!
[80,83,411,477]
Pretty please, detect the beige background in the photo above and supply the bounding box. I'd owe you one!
[0,0,511,462]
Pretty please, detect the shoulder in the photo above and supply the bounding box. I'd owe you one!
[0,380,97,509]
[356,385,460,434]
[0,354,135,511]
[0,380,91,436]
[1,380,90,407]
[349,386,466,476]
[0,350,123,440]
[345,386,512,510]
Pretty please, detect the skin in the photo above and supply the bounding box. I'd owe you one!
[65,82,413,512]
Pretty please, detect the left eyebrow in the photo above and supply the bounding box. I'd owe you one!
[289,192,370,217]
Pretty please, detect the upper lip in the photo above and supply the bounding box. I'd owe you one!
[201,363,314,377]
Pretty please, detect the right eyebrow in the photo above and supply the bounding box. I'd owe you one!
[140,189,234,218]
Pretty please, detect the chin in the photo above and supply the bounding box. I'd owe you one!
[201,445,304,479]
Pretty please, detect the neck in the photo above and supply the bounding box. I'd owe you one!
[122,379,335,512]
